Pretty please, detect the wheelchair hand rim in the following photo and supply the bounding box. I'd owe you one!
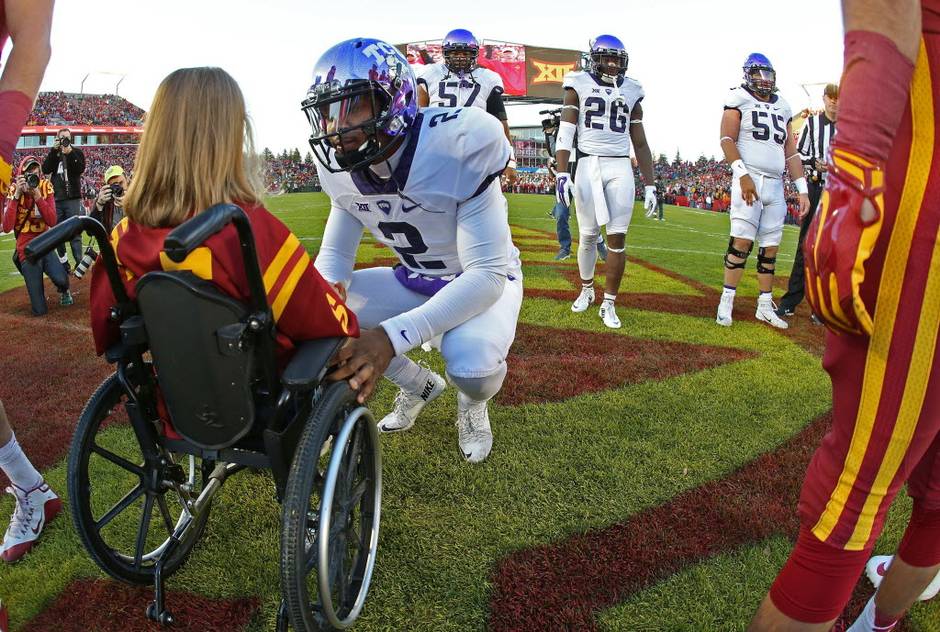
[317,405,381,629]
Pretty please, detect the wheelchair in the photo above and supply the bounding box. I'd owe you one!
[25,205,382,631]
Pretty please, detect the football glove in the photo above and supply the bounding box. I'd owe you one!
[644,185,657,217]
[555,172,572,211]
[803,146,885,336]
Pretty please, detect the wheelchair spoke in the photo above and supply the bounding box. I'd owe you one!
[133,493,155,569]
[95,483,144,531]
[91,443,145,477]
[156,495,175,535]
[343,478,369,514]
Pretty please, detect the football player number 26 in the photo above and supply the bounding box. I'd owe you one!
[377,221,446,270]
[751,110,786,144]
[583,97,628,133]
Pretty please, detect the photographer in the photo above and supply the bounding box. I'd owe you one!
[91,165,127,232]
[41,128,85,270]
[775,83,838,319]
[2,157,72,315]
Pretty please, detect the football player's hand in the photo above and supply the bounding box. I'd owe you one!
[804,146,885,337]
[798,193,810,218]
[327,328,394,403]
[644,185,657,217]
[503,166,517,185]
[555,172,572,211]
[739,174,757,206]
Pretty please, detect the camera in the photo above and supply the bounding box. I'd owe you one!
[24,173,40,189]
[74,245,98,279]
[110,183,124,198]
[59,137,71,148]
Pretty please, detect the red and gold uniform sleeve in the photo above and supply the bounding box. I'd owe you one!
[0,91,33,193]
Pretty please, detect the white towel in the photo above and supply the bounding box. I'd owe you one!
[581,154,610,227]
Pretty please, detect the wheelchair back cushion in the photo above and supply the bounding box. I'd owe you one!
[137,271,260,450]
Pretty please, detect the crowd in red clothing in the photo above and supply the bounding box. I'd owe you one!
[507,173,553,194]
[26,92,145,126]
[263,154,319,192]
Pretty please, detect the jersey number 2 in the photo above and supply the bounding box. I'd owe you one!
[583,97,628,133]
[377,221,446,270]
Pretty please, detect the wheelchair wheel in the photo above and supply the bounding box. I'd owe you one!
[280,382,382,631]
[68,372,213,586]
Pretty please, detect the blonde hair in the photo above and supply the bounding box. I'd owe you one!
[124,67,263,227]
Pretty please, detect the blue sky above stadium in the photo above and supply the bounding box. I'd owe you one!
[16,0,844,159]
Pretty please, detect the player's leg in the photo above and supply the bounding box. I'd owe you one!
[572,172,599,313]
[718,177,757,326]
[344,268,446,432]
[440,274,523,463]
[597,157,636,329]
[753,178,788,329]
[0,398,60,563]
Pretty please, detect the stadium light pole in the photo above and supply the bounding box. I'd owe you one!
[80,73,90,95]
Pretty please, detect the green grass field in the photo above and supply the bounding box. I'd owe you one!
[0,193,937,631]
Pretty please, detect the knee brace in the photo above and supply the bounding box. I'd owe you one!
[724,237,752,270]
[756,247,777,275]
[606,245,626,253]
[446,364,507,403]
[898,501,940,567]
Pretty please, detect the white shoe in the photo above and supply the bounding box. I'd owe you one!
[755,295,789,329]
[455,393,493,463]
[377,370,447,433]
[866,555,940,602]
[1,480,61,563]
[716,292,734,327]
[599,300,621,328]
[572,285,595,313]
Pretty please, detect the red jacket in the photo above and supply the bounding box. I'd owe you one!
[90,202,359,365]
[2,159,57,260]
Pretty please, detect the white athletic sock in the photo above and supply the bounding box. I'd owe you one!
[384,356,432,395]
[847,596,900,632]
[0,434,42,491]
[603,293,616,304]
[722,285,736,297]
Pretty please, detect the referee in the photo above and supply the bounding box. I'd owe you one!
[776,83,838,319]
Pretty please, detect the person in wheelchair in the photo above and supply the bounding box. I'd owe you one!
[88,67,360,369]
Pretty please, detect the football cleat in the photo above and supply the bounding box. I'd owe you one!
[572,285,595,313]
[716,292,734,327]
[1,480,61,563]
[599,300,621,329]
[866,555,940,602]
[377,370,447,433]
[553,249,571,261]
[455,392,492,463]
[756,295,789,329]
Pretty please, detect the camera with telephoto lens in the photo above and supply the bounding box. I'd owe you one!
[24,173,40,189]
[73,245,98,279]
[59,137,71,148]
[109,183,124,198]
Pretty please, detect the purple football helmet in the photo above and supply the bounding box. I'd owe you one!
[442,28,480,76]
[743,53,777,98]
[588,34,629,83]
[301,38,418,172]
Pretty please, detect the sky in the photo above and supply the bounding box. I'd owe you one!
[18,0,846,160]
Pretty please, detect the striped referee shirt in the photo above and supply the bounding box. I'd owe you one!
[797,111,836,183]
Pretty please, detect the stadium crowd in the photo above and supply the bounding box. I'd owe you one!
[25,92,144,126]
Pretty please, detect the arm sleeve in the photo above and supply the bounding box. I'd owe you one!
[380,181,509,355]
[485,85,507,120]
[313,203,364,289]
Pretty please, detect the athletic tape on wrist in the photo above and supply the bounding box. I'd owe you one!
[556,121,576,154]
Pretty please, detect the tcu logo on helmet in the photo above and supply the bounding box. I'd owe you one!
[362,41,400,66]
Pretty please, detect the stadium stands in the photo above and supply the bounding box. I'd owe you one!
[26,92,145,126]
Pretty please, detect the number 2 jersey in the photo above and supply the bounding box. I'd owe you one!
[418,63,505,115]
[314,106,521,355]
[563,70,645,157]
[724,85,794,177]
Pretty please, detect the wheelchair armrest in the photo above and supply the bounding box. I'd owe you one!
[281,337,345,391]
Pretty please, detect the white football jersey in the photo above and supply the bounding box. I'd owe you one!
[563,70,644,157]
[316,106,519,277]
[419,63,504,111]
[724,85,794,177]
